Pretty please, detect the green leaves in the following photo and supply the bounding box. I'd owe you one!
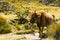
[18,17,28,24]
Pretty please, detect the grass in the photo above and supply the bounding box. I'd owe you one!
[0,0,60,40]
[7,0,60,13]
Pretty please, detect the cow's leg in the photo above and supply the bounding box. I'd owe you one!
[39,26,49,38]
[42,26,48,38]
[46,26,49,37]
[42,26,44,33]
[39,27,44,38]
[41,26,44,38]
[39,27,42,38]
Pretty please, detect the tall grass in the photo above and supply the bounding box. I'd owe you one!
[48,22,60,37]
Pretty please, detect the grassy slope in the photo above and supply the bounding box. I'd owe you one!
[1,0,60,33]
[1,0,60,34]
[0,0,60,40]
[7,0,60,18]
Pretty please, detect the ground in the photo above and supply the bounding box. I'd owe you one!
[0,33,56,40]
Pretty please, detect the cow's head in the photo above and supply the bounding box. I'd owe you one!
[29,10,45,24]
[30,12,39,24]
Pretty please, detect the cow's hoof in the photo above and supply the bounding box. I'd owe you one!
[39,33,48,38]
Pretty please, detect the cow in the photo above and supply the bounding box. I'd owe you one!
[29,10,54,38]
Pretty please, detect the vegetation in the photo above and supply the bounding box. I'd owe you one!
[39,0,60,6]
[0,15,12,34]
[0,0,60,40]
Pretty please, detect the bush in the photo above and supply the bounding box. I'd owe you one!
[24,23,31,30]
[0,23,12,34]
[18,17,28,24]
[55,22,60,34]
[47,22,60,37]
[0,15,12,34]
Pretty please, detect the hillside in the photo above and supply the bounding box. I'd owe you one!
[3,0,60,18]
[0,0,60,40]
[39,0,60,7]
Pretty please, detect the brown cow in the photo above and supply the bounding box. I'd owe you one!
[29,10,53,38]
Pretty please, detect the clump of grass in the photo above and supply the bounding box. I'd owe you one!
[47,22,60,37]
[55,22,60,34]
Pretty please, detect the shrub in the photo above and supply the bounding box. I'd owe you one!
[0,15,12,34]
